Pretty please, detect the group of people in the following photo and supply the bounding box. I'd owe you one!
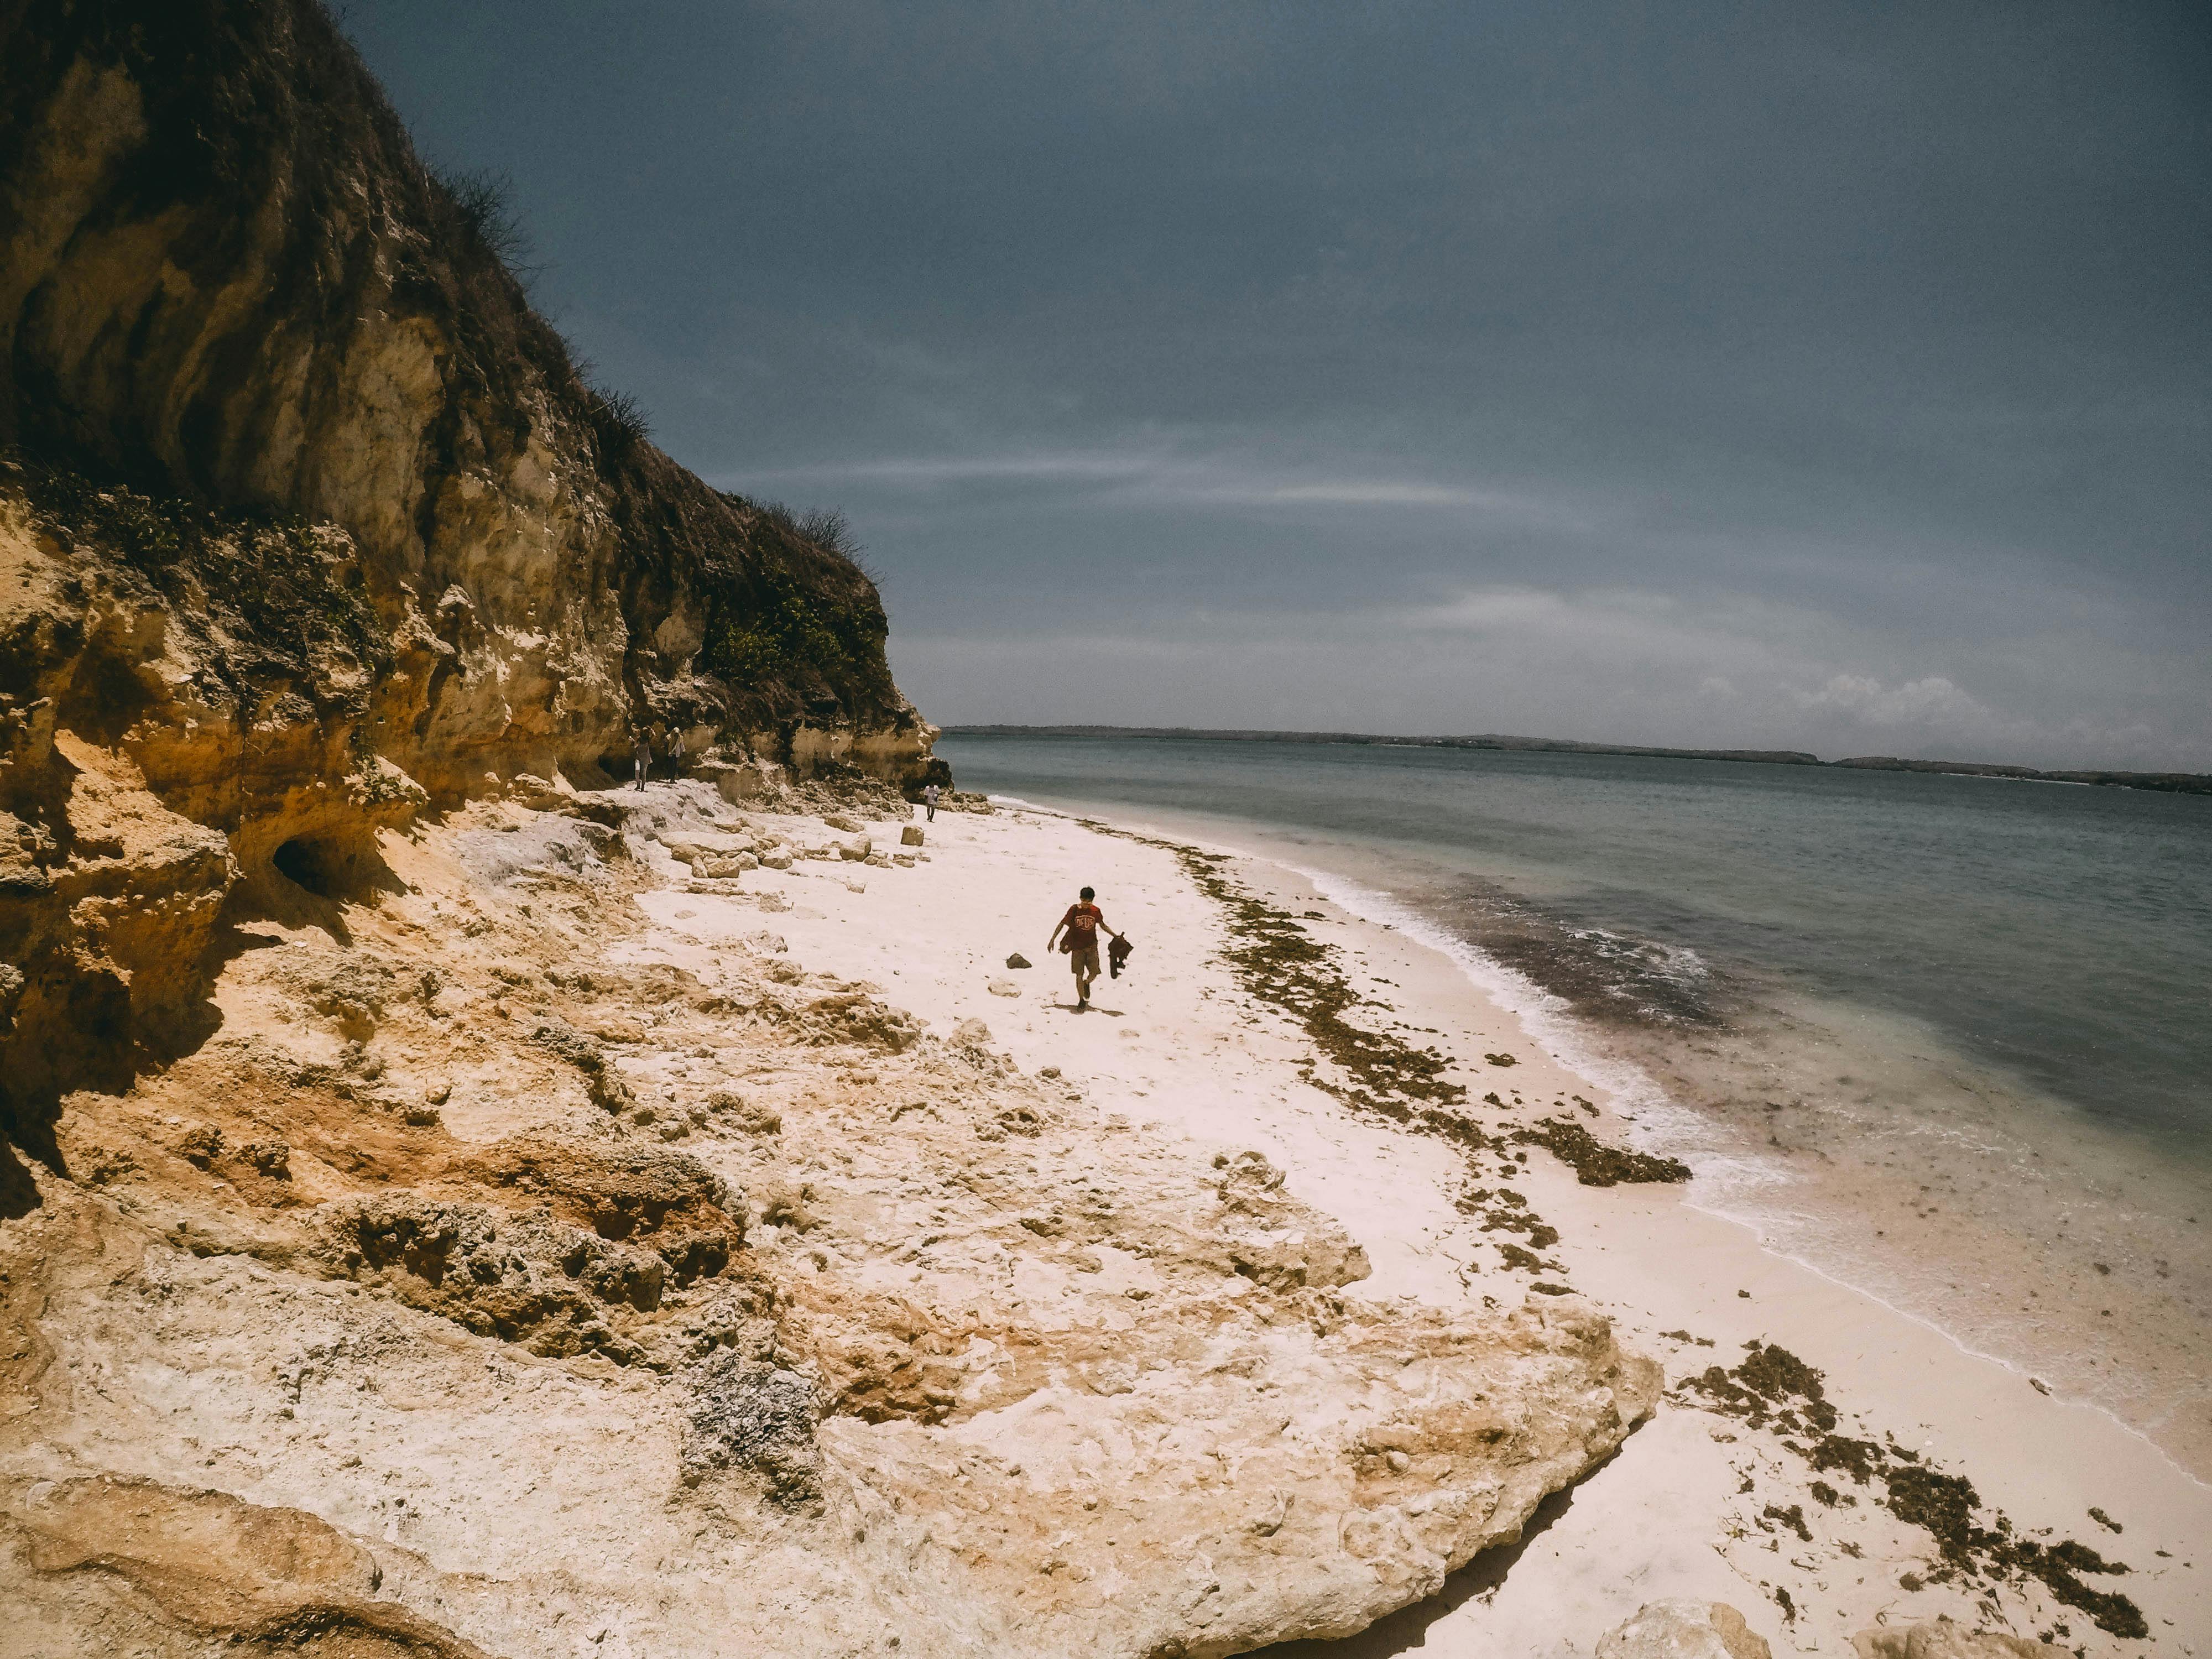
[630,729,680,788]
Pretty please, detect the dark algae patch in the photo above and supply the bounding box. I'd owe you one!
[1681,1340,1838,1434]
[1679,1342,2146,1637]
[1453,1186,1561,1253]
[1510,1116,1690,1187]
[1172,844,1468,1120]
[1083,822,1675,1191]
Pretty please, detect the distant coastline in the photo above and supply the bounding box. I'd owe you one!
[941,724,2212,796]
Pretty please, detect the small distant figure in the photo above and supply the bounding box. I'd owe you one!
[670,728,686,771]
[632,732,651,790]
[1048,885,1124,1009]
[923,781,940,822]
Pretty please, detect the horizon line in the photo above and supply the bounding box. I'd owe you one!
[936,725,2212,796]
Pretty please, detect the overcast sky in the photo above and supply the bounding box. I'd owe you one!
[344,1,2210,768]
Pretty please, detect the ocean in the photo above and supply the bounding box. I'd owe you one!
[937,731,2212,1465]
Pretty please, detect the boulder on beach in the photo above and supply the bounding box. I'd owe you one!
[1597,1601,1772,1659]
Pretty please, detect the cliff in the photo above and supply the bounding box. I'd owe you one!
[0,0,941,1143]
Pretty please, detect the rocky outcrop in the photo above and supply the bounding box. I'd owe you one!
[0,0,943,1149]
[1597,1601,1773,1659]
[0,1,933,789]
[7,1473,492,1657]
[0,786,1660,1658]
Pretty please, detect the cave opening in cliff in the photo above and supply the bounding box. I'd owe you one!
[271,836,341,898]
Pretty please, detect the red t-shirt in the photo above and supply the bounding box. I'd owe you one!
[1061,903,1105,951]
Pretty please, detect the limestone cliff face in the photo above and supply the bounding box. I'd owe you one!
[0,0,939,1140]
[0,0,928,787]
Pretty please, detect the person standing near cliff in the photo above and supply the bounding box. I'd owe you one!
[1048,886,1124,1009]
[632,732,651,790]
[923,781,940,821]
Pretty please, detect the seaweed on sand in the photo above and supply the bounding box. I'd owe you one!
[1076,824,1474,1130]
[1177,847,1469,1121]
[1510,1117,1689,1187]
[1678,1342,2146,1637]
[1077,821,1694,1291]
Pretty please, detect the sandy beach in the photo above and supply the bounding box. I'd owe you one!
[664,792,2211,1656]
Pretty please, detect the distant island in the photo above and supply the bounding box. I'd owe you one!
[942,725,2212,796]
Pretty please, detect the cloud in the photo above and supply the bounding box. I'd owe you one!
[729,447,1583,524]
[1797,674,1992,729]
[736,451,1159,487]
[893,582,2212,770]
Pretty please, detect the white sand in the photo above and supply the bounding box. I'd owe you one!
[646,800,2209,1656]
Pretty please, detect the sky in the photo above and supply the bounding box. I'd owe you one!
[342,1,2211,769]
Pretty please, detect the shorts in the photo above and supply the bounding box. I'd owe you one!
[1068,945,1100,977]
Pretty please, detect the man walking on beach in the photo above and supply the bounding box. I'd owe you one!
[923,781,940,821]
[1048,886,1123,1009]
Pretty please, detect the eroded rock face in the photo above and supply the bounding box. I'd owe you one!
[0,3,925,785]
[7,1473,492,1657]
[0,0,942,1144]
[1598,1600,1774,1659]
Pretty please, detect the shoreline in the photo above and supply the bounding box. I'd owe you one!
[857,792,2206,1651]
[980,779,2212,1486]
[1281,853,2208,1490]
[943,726,2212,798]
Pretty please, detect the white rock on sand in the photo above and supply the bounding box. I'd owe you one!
[1598,1600,1773,1659]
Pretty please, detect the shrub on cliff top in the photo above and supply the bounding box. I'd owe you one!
[7,451,390,708]
[586,385,653,460]
[428,164,534,279]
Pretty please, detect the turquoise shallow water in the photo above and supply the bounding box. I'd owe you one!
[941,733,2212,1158]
